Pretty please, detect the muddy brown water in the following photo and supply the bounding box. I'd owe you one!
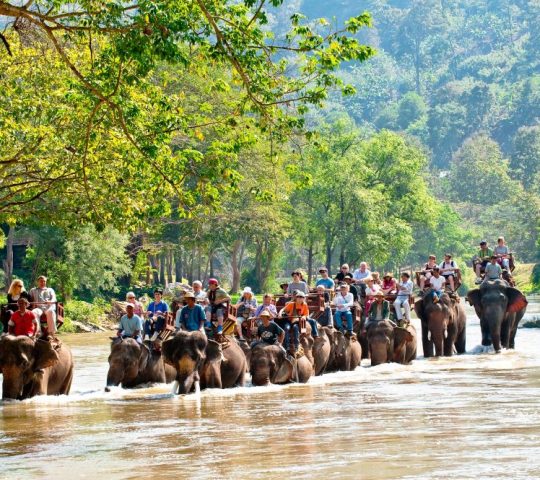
[1,303,540,479]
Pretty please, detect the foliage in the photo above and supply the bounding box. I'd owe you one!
[62,299,108,332]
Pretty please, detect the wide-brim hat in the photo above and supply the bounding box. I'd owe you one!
[295,291,306,298]
[384,272,393,278]
[242,287,253,295]
[259,309,272,317]
[375,291,385,297]
[183,291,195,299]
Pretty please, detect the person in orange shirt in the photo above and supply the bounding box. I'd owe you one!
[8,298,38,338]
[280,291,309,354]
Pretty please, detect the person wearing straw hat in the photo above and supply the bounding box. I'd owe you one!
[382,273,397,295]
[366,291,390,329]
[235,286,258,339]
[175,291,206,333]
[252,309,285,348]
[205,278,230,335]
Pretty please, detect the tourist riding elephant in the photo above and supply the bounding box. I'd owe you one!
[325,329,362,371]
[0,335,73,400]
[393,324,417,364]
[250,343,312,385]
[414,292,466,357]
[466,279,528,352]
[162,331,247,394]
[105,338,176,391]
[367,320,395,366]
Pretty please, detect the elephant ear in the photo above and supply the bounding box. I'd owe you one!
[161,338,176,366]
[138,344,149,372]
[506,288,528,313]
[205,340,224,364]
[272,350,293,383]
[34,339,60,370]
[466,288,482,318]
[413,299,425,321]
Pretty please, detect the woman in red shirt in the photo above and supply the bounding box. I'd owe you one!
[8,298,38,338]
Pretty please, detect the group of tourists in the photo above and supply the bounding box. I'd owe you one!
[1,276,58,337]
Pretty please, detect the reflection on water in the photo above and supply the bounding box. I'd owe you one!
[2,308,540,479]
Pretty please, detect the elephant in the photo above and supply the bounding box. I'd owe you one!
[250,343,312,385]
[393,324,417,364]
[367,320,395,366]
[325,329,362,372]
[299,327,331,376]
[466,279,528,353]
[414,292,466,357]
[0,335,73,400]
[162,331,247,394]
[105,338,176,391]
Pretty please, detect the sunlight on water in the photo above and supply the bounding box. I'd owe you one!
[2,306,540,479]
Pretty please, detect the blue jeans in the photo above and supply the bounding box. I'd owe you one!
[432,290,442,300]
[318,307,333,328]
[144,316,165,336]
[334,310,353,332]
[307,318,319,337]
[278,320,299,350]
[121,334,142,344]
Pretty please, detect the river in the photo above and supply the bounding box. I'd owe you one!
[2,304,540,479]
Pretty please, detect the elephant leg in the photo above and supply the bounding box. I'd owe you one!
[421,321,433,358]
[59,366,74,395]
[480,319,492,346]
[455,325,466,354]
[500,317,511,349]
[491,333,501,353]
[444,324,457,357]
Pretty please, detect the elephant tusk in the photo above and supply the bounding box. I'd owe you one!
[428,332,431,341]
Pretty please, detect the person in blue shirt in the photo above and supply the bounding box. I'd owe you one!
[144,288,169,342]
[175,292,206,333]
[315,267,335,290]
[117,304,143,343]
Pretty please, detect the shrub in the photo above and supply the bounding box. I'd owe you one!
[62,299,107,332]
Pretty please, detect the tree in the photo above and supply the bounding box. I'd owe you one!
[446,134,517,205]
[511,125,540,188]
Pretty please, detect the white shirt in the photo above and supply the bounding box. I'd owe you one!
[439,261,458,275]
[29,287,56,311]
[333,292,354,311]
[429,276,445,291]
[397,280,414,297]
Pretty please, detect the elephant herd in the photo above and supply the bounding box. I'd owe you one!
[0,279,528,400]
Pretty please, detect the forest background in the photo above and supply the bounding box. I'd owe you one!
[1,0,539,325]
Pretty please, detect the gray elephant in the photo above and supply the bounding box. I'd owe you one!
[466,279,528,352]
[393,324,417,364]
[250,343,312,385]
[300,327,331,376]
[414,292,466,357]
[0,335,73,400]
[325,329,362,371]
[367,320,394,366]
[162,331,247,394]
[105,338,176,391]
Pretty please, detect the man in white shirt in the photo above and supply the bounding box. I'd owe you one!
[394,272,413,325]
[439,254,458,291]
[29,275,57,335]
[332,284,354,335]
[428,268,446,304]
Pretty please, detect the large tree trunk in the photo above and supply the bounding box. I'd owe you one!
[196,247,202,282]
[159,252,166,285]
[3,225,14,292]
[187,246,195,283]
[325,240,332,273]
[209,250,215,279]
[175,249,183,283]
[149,255,160,285]
[230,239,244,294]
[307,243,314,286]
[167,250,174,284]
[260,244,275,293]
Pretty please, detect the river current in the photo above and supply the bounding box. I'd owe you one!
[1,303,540,479]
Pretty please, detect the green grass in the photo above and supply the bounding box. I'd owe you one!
[512,263,537,294]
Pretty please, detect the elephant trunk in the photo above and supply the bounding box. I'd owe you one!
[484,306,504,353]
[175,372,198,394]
[105,365,125,391]
[173,354,200,394]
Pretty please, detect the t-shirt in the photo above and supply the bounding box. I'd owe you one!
[477,248,493,259]
[429,276,445,291]
[119,314,143,336]
[485,263,502,280]
[353,269,371,282]
[146,300,169,317]
[287,281,309,295]
[439,261,458,276]
[176,304,206,331]
[29,287,56,310]
[365,285,381,296]
[254,304,277,318]
[236,297,258,317]
[316,278,335,289]
[257,322,284,345]
[127,301,144,316]
[9,310,38,336]
[283,302,309,317]
[494,246,509,255]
